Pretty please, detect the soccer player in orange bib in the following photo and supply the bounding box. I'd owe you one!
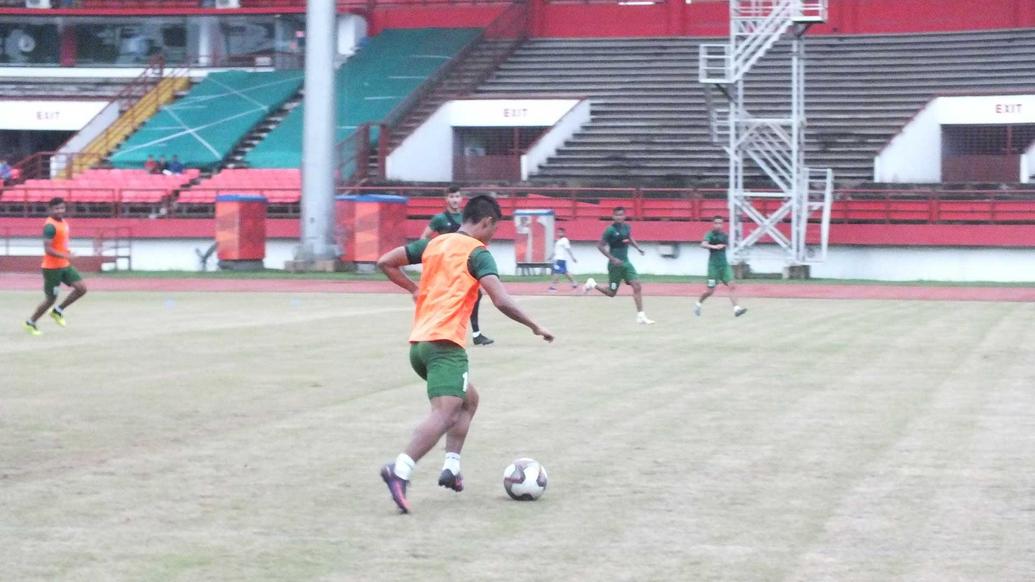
[24,197,88,336]
[376,194,554,513]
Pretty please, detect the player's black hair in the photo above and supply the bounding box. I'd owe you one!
[463,194,502,224]
[48,197,65,207]
[447,185,461,194]
[558,226,566,233]
[713,215,724,221]
[613,206,625,214]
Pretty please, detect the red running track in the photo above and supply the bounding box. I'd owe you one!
[0,273,1032,302]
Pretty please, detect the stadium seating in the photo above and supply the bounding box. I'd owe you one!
[245,28,481,168]
[474,29,1035,186]
[109,70,303,170]
[0,168,199,208]
[180,168,300,205]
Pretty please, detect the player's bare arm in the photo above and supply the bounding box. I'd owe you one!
[479,275,554,342]
[420,226,437,240]
[629,236,646,255]
[376,246,419,298]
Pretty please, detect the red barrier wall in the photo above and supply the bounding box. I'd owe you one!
[4,218,1035,248]
[535,0,1035,38]
[367,5,506,35]
[3,0,1031,36]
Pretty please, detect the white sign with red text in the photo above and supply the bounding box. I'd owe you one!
[0,100,109,131]
[939,94,1035,125]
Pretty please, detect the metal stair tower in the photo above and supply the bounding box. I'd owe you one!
[699,0,833,273]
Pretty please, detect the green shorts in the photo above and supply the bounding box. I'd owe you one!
[409,341,470,400]
[707,263,733,288]
[43,267,82,298]
[607,260,638,291]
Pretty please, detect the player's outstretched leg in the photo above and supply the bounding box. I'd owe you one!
[695,285,715,317]
[631,281,654,324]
[439,384,479,492]
[25,293,58,336]
[728,282,747,317]
[51,280,87,327]
[383,396,465,513]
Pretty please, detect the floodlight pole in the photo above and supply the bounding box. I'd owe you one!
[296,0,339,267]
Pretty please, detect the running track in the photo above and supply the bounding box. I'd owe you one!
[1,273,1032,302]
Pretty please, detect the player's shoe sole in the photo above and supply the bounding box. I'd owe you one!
[24,322,41,336]
[637,316,655,325]
[438,469,464,492]
[473,335,494,346]
[380,464,411,514]
[734,307,748,317]
[50,310,67,327]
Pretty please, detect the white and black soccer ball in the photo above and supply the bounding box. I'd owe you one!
[503,458,548,501]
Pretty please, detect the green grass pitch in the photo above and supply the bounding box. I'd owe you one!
[2,291,1033,580]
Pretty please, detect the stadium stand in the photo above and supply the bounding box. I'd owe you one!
[108,70,303,170]
[245,28,481,169]
[473,29,1035,186]
[0,168,199,214]
[180,168,300,208]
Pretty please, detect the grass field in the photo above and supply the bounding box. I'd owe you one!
[2,290,1034,581]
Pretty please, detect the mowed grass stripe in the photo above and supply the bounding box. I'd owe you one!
[1,293,1033,581]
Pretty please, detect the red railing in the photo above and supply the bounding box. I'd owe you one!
[6,183,1035,224]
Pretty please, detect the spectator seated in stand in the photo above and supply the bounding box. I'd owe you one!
[143,154,158,174]
[0,159,12,185]
[164,155,184,175]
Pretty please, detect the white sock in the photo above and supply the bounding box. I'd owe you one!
[472,331,481,338]
[443,452,461,475]
[53,306,64,314]
[393,453,415,481]
[696,302,702,308]
[637,311,647,318]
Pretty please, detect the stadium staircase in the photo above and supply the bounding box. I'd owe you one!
[224,89,305,169]
[74,75,192,177]
[364,39,522,177]
[244,28,481,170]
[108,70,304,170]
[473,29,1035,186]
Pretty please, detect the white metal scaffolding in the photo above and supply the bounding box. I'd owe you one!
[698,0,833,270]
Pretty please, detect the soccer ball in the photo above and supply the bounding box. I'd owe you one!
[503,458,548,501]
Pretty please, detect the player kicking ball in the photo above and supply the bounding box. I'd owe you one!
[376,195,554,514]
[422,186,494,345]
[23,197,88,336]
[694,215,747,318]
[582,206,654,324]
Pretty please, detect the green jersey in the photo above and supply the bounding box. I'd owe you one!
[404,236,499,279]
[705,230,729,267]
[428,211,463,235]
[601,222,632,261]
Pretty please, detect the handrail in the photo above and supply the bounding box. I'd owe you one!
[6,182,1035,224]
[367,1,530,179]
[12,55,168,182]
